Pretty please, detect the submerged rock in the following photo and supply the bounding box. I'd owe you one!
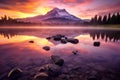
[93,42,100,47]
[72,51,79,55]
[61,38,68,44]
[53,34,65,41]
[29,40,34,43]
[53,36,62,41]
[43,46,50,51]
[45,64,61,77]
[8,68,23,80]
[39,67,46,72]
[34,72,49,80]
[67,38,79,44]
[51,55,64,66]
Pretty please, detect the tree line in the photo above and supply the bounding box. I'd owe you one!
[0,15,18,25]
[90,12,120,25]
[0,15,32,25]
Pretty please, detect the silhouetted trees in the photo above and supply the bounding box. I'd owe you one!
[0,15,33,25]
[90,12,120,25]
[97,15,102,24]
[0,15,16,25]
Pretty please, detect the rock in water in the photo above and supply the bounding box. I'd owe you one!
[45,64,61,77]
[46,37,52,40]
[93,42,100,47]
[72,51,78,55]
[67,38,79,44]
[29,40,34,43]
[43,46,50,51]
[61,38,68,44]
[39,67,46,72]
[8,68,23,80]
[34,72,49,80]
[51,55,64,66]
[53,34,65,41]
[53,36,62,41]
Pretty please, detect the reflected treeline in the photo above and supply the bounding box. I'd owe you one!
[0,29,20,39]
[0,28,34,39]
[0,28,120,42]
[89,30,120,42]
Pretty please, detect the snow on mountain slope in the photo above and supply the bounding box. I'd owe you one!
[18,8,84,23]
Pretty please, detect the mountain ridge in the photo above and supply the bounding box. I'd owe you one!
[18,8,84,24]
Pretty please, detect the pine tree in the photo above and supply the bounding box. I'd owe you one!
[107,13,111,24]
[98,16,102,24]
[116,12,120,24]
[90,18,94,24]
[111,13,116,24]
[102,15,107,24]
[94,15,98,24]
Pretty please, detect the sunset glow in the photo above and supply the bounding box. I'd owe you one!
[0,0,120,19]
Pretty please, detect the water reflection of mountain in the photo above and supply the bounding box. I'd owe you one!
[0,28,120,42]
[0,29,34,39]
[89,30,120,42]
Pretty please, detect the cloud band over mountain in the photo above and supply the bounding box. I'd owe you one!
[0,0,120,19]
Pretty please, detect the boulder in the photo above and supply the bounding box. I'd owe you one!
[93,42,100,47]
[45,64,61,77]
[53,34,65,41]
[34,72,49,80]
[61,38,68,44]
[53,36,62,41]
[67,38,79,44]
[8,68,23,80]
[29,40,34,43]
[51,55,64,66]
[39,67,46,72]
[43,46,50,51]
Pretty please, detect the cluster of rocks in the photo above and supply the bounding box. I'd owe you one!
[46,34,79,44]
[28,34,100,48]
[8,55,64,80]
[23,34,103,80]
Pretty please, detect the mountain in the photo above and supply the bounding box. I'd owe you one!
[18,8,84,24]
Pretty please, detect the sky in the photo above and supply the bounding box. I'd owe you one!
[0,0,120,19]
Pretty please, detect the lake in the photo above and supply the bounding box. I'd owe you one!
[0,26,120,80]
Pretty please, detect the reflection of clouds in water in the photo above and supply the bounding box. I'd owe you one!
[0,35,54,45]
[0,28,120,42]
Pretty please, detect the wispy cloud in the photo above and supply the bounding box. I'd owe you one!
[0,0,119,19]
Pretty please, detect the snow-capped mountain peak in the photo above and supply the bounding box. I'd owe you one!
[46,8,69,16]
[18,8,84,24]
[45,8,81,21]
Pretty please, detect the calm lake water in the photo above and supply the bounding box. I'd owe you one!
[0,26,120,80]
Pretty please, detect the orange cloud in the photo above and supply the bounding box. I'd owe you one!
[0,0,120,19]
[0,0,48,13]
